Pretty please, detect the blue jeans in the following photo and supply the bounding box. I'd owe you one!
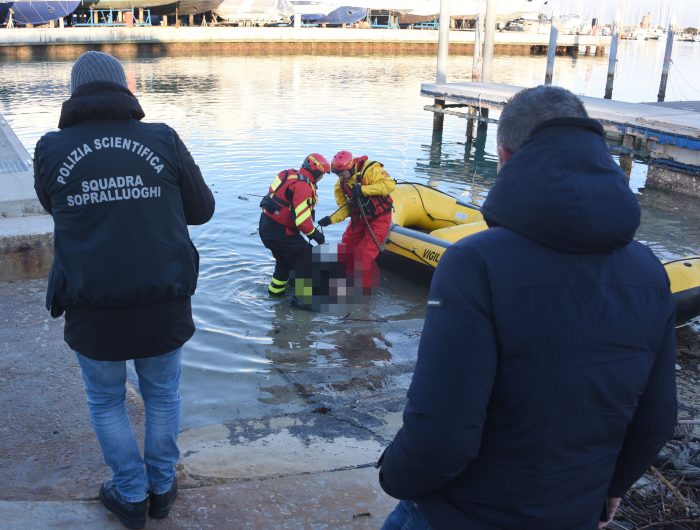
[382,500,433,530]
[76,348,182,503]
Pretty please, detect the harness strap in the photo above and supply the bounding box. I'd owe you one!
[264,170,313,212]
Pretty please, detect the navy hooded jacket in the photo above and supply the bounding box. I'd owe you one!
[379,118,677,529]
[34,82,215,360]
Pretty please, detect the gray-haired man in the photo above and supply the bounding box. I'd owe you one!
[379,86,677,530]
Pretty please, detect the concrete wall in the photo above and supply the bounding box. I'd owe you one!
[647,165,700,198]
[0,216,54,281]
[1,113,53,281]
[0,27,610,57]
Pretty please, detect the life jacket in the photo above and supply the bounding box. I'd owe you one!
[260,168,317,234]
[340,160,393,220]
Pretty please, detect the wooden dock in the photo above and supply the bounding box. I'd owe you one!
[421,82,700,197]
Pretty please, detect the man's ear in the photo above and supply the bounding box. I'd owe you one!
[497,145,512,172]
[498,145,512,164]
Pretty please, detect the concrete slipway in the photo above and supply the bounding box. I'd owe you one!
[0,279,409,529]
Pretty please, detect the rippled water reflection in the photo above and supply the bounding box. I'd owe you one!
[2,42,699,427]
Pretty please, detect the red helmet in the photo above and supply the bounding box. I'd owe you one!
[302,153,331,177]
[331,150,354,173]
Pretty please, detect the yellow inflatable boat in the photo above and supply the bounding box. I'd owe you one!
[379,182,700,325]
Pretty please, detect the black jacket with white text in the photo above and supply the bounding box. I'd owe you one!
[34,82,215,360]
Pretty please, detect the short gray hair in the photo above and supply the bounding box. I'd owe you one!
[497,86,588,154]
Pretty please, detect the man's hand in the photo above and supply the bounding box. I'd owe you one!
[352,183,363,200]
[309,230,325,245]
[318,216,331,227]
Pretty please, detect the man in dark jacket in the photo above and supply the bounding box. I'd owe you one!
[378,86,677,530]
[34,51,215,529]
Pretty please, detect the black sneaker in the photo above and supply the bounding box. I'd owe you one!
[98,480,147,529]
[148,477,178,519]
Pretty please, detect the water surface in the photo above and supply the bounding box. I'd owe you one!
[2,41,699,427]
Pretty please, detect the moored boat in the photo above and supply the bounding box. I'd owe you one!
[0,3,9,23]
[3,0,80,25]
[215,0,292,24]
[379,182,700,325]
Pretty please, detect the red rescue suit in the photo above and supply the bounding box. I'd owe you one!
[329,158,395,290]
[259,168,320,296]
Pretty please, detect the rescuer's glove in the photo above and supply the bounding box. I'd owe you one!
[318,216,331,227]
[309,230,325,245]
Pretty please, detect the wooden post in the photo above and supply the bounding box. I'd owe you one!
[471,13,482,82]
[482,0,495,82]
[619,133,634,180]
[478,108,489,132]
[188,14,194,26]
[432,100,445,142]
[138,7,144,23]
[545,9,560,85]
[657,16,676,102]
[604,15,619,99]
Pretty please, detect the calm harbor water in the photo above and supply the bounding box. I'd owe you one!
[2,41,699,428]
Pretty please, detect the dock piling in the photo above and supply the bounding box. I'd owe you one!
[545,10,560,85]
[435,0,450,85]
[604,15,619,99]
[432,100,445,141]
[432,0,451,139]
[471,13,482,82]
[657,16,676,102]
[481,0,495,82]
[619,133,635,180]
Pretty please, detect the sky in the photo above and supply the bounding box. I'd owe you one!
[548,0,700,28]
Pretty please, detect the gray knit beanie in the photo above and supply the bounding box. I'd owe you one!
[70,51,128,94]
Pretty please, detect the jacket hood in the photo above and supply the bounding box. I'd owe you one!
[58,81,145,129]
[481,117,640,254]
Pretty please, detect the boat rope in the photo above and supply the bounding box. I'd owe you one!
[340,186,383,252]
[357,193,382,252]
[400,181,460,226]
[384,237,436,267]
